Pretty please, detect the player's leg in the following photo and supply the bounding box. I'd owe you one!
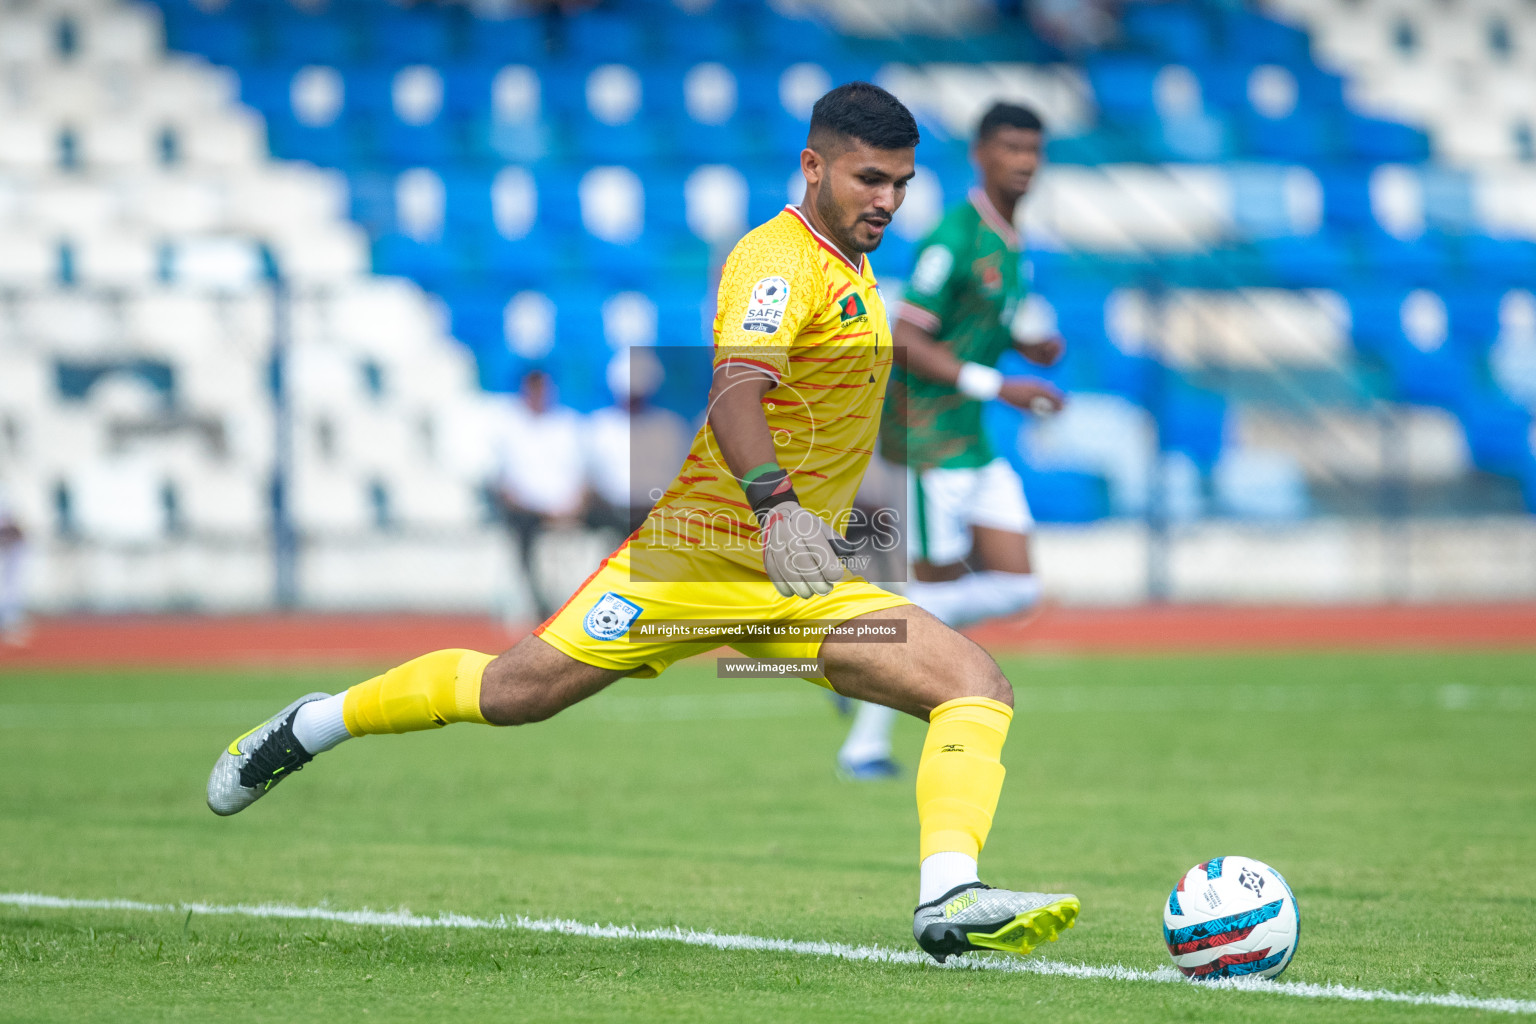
[820,602,1077,961]
[207,537,672,816]
[908,459,1041,628]
[207,635,625,815]
[837,461,1039,776]
[0,529,27,645]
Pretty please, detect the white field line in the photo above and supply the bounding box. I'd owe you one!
[1,683,1531,730]
[3,892,1533,1015]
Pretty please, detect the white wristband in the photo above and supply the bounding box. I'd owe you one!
[955,362,1003,401]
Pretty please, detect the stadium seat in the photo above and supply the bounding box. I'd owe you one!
[464,18,544,66]
[268,12,361,67]
[366,7,457,65]
[1213,448,1310,520]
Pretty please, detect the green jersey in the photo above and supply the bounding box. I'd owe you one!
[880,189,1023,471]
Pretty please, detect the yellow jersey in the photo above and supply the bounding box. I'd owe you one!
[631,205,893,583]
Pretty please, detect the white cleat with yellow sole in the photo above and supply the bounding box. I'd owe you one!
[913,883,1080,963]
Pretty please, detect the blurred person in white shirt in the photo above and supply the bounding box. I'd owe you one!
[490,368,587,619]
[0,480,27,646]
[584,349,690,538]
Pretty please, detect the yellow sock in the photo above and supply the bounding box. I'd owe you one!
[342,649,496,736]
[916,696,1013,861]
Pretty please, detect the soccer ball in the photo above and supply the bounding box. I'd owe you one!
[1163,856,1299,981]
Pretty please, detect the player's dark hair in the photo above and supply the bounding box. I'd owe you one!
[976,102,1045,142]
[807,81,920,154]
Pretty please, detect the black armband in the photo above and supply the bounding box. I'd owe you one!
[742,465,799,516]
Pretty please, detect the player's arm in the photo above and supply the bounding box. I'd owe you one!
[1010,295,1065,367]
[900,238,1062,412]
[710,259,849,598]
[1013,334,1064,367]
[706,363,779,481]
[894,311,1063,413]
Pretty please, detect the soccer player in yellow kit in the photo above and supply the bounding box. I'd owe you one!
[206,83,1079,963]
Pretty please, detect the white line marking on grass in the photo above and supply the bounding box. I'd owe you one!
[3,892,1533,1015]
[3,683,1531,731]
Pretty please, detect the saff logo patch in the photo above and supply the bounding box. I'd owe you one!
[743,275,790,334]
[583,592,642,641]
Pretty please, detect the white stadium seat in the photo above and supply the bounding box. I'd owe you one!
[13,289,118,351]
[289,463,374,534]
[0,232,60,287]
[176,109,266,168]
[683,164,747,244]
[0,13,56,66]
[0,117,59,171]
[68,455,167,544]
[271,226,368,281]
[176,353,268,411]
[0,355,51,413]
[125,288,224,352]
[169,236,263,288]
[389,472,482,531]
[71,6,163,65]
[176,464,268,537]
[71,232,159,287]
[78,118,161,169]
[119,172,225,234]
[28,178,120,233]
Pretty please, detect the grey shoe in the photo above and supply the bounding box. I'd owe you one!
[206,693,330,816]
[913,883,1080,962]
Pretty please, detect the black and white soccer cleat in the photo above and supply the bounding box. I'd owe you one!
[206,693,330,816]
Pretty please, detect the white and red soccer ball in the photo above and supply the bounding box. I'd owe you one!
[1163,856,1299,981]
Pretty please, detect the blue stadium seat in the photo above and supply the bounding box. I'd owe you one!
[1458,238,1536,287]
[341,66,396,125]
[1455,392,1536,489]
[1238,109,1336,162]
[462,16,544,65]
[373,234,464,289]
[1015,466,1112,523]
[365,7,457,64]
[163,10,259,66]
[1358,233,1450,287]
[652,285,711,347]
[348,169,399,236]
[1083,57,1160,126]
[875,234,914,282]
[561,10,645,63]
[1120,3,1214,62]
[744,169,794,228]
[1255,235,1356,288]
[1441,287,1502,352]
[266,12,360,66]
[1216,9,1312,66]
[1317,167,1374,231]
[480,227,573,289]
[1340,115,1430,162]
[656,13,744,63]
[1153,111,1232,161]
[236,65,296,118]
[265,115,357,167]
[372,117,456,167]
[470,343,528,394]
[577,235,661,289]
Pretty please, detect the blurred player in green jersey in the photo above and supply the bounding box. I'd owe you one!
[839,102,1065,778]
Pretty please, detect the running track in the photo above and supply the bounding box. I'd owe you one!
[3,604,1534,668]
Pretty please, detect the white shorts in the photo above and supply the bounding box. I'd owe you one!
[909,457,1034,565]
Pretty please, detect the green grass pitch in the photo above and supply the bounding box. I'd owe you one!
[2,649,1534,1022]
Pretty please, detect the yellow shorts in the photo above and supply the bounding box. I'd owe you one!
[533,537,911,685]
